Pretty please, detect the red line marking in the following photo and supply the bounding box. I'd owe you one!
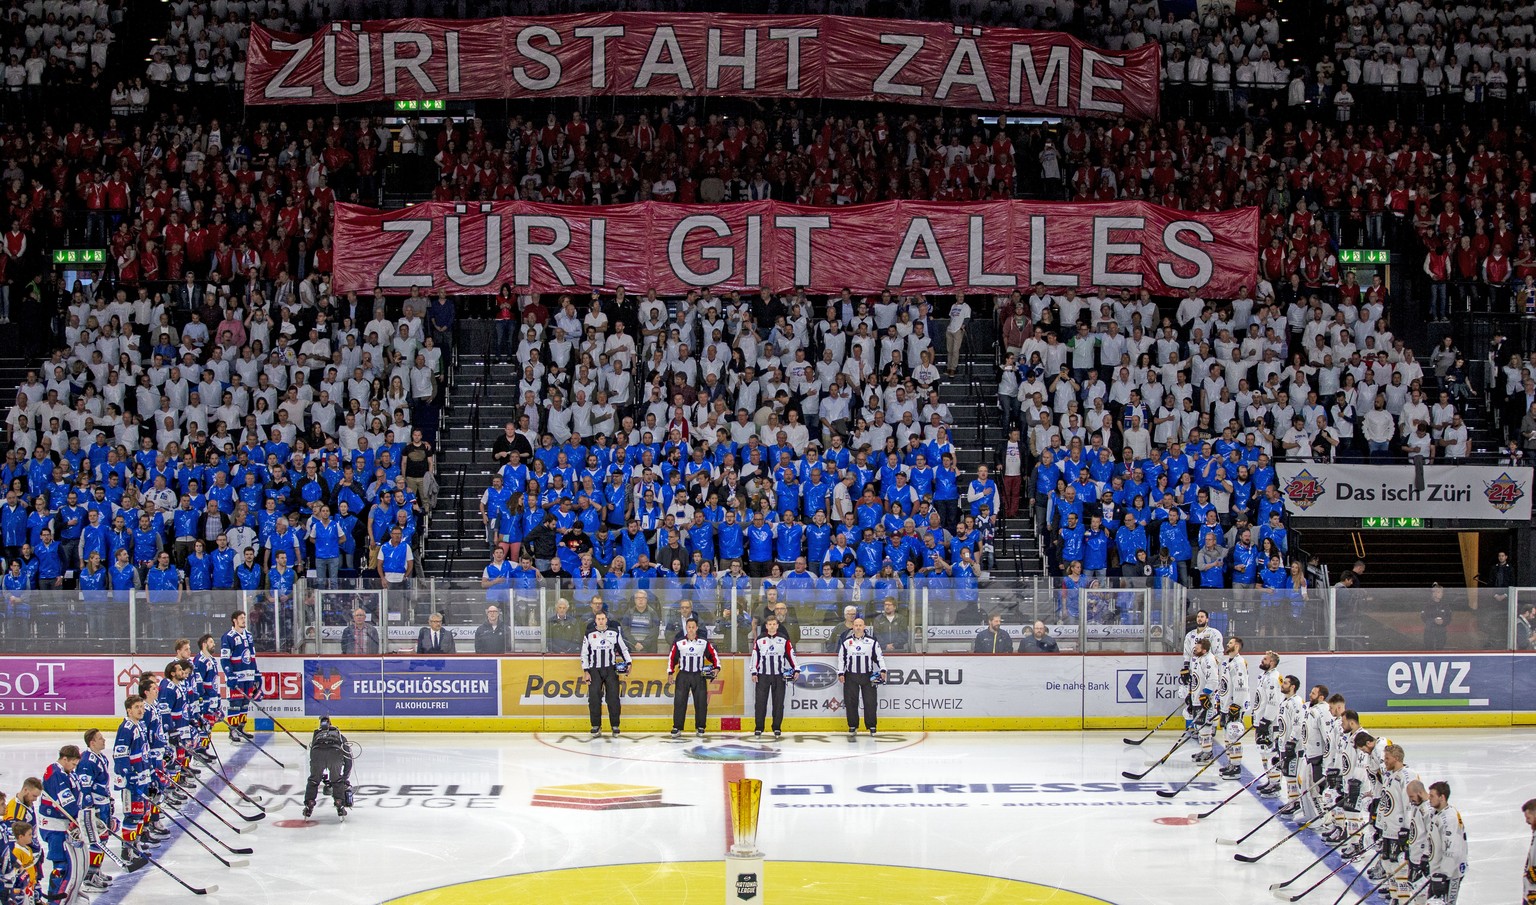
[722,761,745,851]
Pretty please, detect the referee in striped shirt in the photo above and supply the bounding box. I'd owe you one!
[667,617,721,738]
[837,618,887,738]
[581,611,632,737]
[751,614,799,739]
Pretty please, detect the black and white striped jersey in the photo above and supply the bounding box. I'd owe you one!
[581,628,632,669]
[669,638,720,673]
[751,634,798,676]
[837,634,885,675]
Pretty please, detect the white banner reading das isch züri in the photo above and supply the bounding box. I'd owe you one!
[1274,463,1533,521]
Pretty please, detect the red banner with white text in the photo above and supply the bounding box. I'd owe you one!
[245,14,1159,119]
[331,200,1258,297]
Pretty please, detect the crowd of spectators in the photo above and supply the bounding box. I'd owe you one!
[0,275,449,649]
[472,287,1002,650]
[0,0,1533,655]
[0,0,123,115]
[995,273,1535,597]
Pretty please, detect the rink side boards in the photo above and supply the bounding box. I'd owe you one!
[0,653,1530,732]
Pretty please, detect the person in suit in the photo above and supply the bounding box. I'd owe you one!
[340,607,380,655]
[416,612,456,654]
[1516,601,1535,651]
[474,605,510,654]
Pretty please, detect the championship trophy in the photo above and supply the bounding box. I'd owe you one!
[726,777,764,903]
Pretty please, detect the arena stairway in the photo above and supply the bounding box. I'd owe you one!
[422,349,514,580]
[943,316,1044,582]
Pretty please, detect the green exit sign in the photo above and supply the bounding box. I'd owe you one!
[52,248,106,265]
[393,99,445,112]
[1338,248,1389,265]
[1361,516,1424,528]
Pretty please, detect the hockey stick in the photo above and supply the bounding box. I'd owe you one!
[1190,770,1267,820]
[157,809,250,868]
[200,747,269,812]
[126,849,218,895]
[251,701,310,750]
[1216,808,1282,845]
[1275,850,1379,902]
[1123,699,1188,746]
[1122,731,1193,780]
[1345,873,1427,905]
[181,773,265,826]
[237,734,288,769]
[1234,815,1322,863]
[162,799,255,854]
[1270,823,1369,890]
[96,834,149,875]
[1157,725,1254,798]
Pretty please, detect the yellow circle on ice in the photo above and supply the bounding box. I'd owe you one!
[383,860,1113,905]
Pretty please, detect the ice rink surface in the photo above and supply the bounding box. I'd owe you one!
[2,727,1531,905]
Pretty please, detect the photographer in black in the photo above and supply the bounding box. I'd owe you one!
[303,717,356,820]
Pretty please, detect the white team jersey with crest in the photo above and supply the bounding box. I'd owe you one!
[1191,652,1221,699]
[1183,626,1225,662]
[1255,667,1282,723]
[1303,703,1330,758]
[1376,766,1422,837]
[1278,694,1305,747]
[1221,654,1251,712]
[1429,804,1468,879]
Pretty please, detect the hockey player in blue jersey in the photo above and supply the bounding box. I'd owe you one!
[38,745,87,904]
[113,695,157,859]
[136,675,179,838]
[220,611,261,743]
[158,658,202,786]
[191,634,223,760]
[75,729,115,892]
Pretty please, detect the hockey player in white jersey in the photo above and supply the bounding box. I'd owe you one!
[1252,651,1283,796]
[1181,610,1224,672]
[1425,781,1467,905]
[1276,674,1306,814]
[1298,684,1331,822]
[1356,731,1399,882]
[1217,636,1251,780]
[1376,744,1422,905]
[1521,798,1535,905]
[1187,638,1222,765]
[1322,707,1362,844]
[1330,711,1371,857]
[1406,780,1433,895]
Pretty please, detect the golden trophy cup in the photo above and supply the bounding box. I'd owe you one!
[726,777,764,903]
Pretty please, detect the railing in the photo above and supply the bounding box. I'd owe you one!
[440,344,492,579]
[6,580,1526,657]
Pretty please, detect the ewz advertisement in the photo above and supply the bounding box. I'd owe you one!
[1303,654,1515,715]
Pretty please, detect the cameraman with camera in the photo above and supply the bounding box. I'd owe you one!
[303,718,355,821]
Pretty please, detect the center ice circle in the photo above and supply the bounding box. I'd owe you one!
[381,861,1116,905]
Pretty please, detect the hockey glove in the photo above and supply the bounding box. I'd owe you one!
[1227,703,1242,722]
[251,683,265,702]
[1325,768,1341,791]
[1427,873,1449,900]
[1256,719,1272,747]
[1343,779,1362,811]
[1180,662,1191,686]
